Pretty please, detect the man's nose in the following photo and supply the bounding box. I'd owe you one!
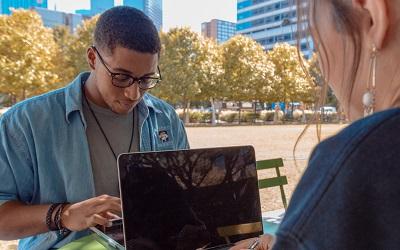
[124,82,141,100]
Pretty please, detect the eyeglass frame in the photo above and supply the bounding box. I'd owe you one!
[91,46,162,90]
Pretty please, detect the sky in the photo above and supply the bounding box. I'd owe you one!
[46,0,237,33]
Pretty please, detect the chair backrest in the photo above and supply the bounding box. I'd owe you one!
[256,158,288,209]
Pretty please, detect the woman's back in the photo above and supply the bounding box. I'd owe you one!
[274,108,400,249]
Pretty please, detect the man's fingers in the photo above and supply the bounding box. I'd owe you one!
[92,201,122,215]
[86,195,121,207]
[90,214,111,227]
[88,195,121,215]
[99,211,121,220]
[229,235,275,250]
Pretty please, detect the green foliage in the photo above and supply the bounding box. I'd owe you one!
[308,53,338,107]
[267,43,315,105]
[0,14,322,113]
[220,35,273,102]
[177,111,212,123]
[219,112,238,123]
[52,25,75,84]
[52,16,99,85]
[240,112,260,123]
[0,12,99,103]
[0,10,60,102]
[155,28,203,104]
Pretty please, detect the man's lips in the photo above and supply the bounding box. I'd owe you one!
[119,100,138,107]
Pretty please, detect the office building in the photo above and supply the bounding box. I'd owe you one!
[33,7,86,33]
[91,0,114,15]
[201,19,236,43]
[1,0,47,15]
[237,0,313,57]
[75,9,92,16]
[124,0,162,31]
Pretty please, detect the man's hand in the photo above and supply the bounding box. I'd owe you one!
[61,195,121,231]
[229,234,275,250]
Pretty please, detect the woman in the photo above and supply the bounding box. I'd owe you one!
[233,0,400,249]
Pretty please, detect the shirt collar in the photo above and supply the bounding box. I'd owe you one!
[64,72,162,125]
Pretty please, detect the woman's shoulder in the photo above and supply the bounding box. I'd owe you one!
[314,108,400,161]
[309,107,400,196]
[275,108,400,248]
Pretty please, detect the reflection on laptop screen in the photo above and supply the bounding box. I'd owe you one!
[118,146,262,250]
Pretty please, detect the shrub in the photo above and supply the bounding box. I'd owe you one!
[220,111,239,123]
[240,112,260,123]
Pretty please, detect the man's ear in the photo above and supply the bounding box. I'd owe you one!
[352,0,389,49]
[87,47,96,70]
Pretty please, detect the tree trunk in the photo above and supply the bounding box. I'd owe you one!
[238,101,242,124]
[273,102,279,124]
[253,101,257,124]
[210,98,216,126]
[183,101,191,124]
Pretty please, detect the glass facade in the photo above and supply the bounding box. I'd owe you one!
[202,19,236,44]
[236,0,313,57]
[91,0,114,15]
[216,20,236,43]
[123,0,163,31]
[1,0,48,15]
[33,7,85,32]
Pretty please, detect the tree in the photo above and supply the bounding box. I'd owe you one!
[67,16,99,80]
[53,25,75,84]
[155,28,206,124]
[196,38,224,125]
[0,10,60,103]
[308,53,338,108]
[267,43,314,108]
[220,35,273,121]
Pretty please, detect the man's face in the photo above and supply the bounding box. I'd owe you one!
[90,46,159,114]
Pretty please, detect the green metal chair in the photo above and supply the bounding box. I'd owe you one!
[256,158,288,209]
[257,158,288,235]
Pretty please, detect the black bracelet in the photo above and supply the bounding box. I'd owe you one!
[54,204,63,230]
[54,203,71,236]
[45,203,62,231]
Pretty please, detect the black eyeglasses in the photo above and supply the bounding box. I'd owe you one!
[92,46,162,90]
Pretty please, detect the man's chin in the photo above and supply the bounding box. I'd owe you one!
[111,104,136,115]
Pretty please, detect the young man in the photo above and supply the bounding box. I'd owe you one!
[0,6,189,249]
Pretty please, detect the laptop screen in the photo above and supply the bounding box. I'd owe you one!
[118,146,262,250]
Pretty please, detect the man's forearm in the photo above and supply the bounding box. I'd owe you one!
[0,201,49,240]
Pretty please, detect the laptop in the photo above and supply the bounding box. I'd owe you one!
[92,146,263,250]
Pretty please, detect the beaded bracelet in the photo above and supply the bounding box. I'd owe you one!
[45,203,62,231]
[54,203,71,236]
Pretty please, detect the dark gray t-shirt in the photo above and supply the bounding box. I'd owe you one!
[83,98,139,197]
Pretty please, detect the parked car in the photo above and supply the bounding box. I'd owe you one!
[320,106,337,114]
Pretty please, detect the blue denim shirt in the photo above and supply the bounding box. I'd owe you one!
[0,72,189,249]
[273,108,400,250]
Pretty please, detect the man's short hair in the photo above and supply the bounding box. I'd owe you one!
[94,6,161,54]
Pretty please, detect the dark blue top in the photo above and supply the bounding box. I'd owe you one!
[273,108,400,250]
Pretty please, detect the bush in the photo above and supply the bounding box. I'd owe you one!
[240,112,260,123]
[220,111,239,123]
[189,112,203,123]
[201,112,212,123]
[176,111,214,123]
[260,110,275,121]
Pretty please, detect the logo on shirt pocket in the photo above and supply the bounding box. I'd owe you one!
[155,127,174,150]
[158,130,169,143]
